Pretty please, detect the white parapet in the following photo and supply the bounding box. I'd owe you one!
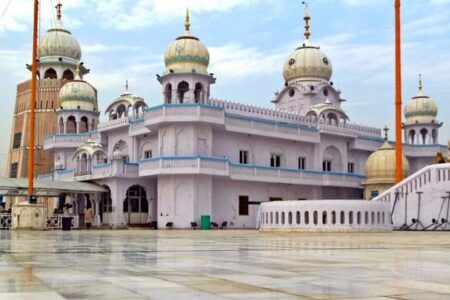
[259,200,391,232]
[11,203,48,230]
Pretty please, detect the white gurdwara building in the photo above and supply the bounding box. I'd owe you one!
[41,9,447,229]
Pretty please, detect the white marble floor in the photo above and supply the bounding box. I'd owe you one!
[0,230,449,299]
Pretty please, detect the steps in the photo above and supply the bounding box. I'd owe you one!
[372,163,450,230]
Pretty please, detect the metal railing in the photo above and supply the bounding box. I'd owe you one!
[0,214,11,230]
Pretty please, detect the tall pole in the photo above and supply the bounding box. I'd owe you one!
[28,0,39,197]
[395,0,403,183]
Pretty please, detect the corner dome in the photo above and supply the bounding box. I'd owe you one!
[365,141,410,184]
[404,76,438,124]
[164,10,210,75]
[59,70,97,111]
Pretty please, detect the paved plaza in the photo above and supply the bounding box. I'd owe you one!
[0,230,450,299]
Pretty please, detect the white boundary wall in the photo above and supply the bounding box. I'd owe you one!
[260,200,391,232]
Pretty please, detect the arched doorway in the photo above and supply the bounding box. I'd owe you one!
[80,116,89,133]
[99,186,112,224]
[67,116,77,133]
[194,82,203,103]
[123,185,148,225]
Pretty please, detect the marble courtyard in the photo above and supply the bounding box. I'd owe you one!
[0,230,450,299]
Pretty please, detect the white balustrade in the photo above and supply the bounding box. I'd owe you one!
[260,200,391,232]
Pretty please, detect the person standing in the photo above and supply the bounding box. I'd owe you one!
[84,207,93,229]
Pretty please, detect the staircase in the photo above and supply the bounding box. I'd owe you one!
[372,163,450,230]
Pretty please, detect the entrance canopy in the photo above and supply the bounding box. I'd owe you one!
[0,178,107,197]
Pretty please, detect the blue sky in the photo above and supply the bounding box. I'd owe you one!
[1,0,449,175]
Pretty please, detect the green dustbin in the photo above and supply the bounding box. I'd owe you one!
[200,215,211,230]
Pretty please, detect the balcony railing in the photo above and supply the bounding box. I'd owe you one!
[44,132,100,150]
[140,156,365,188]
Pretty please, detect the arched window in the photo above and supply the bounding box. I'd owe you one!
[80,116,89,133]
[313,211,318,225]
[304,211,309,225]
[281,212,285,225]
[270,212,273,224]
[371,211,375,224]
[59,117,64,134]
[340,211,345,224]
[296,211,301,224]
[432,129,437,144]
[177,81,189,103]
[165,84,172,104]
[44,68,57,79]
[357,211,361,225]
[420,128,428,144]
[288,211,293,225]
[67,116,77,133]
[377,212,380,224]
[117,104,127,118]
[322,211,327,225]
[332,211,336,225]
[275,212,279,224]
[349,211,353,225]
[62,69,74,80]
[194,82,203,103]
[409,130,416,144]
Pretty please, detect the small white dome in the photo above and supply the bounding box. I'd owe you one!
[59,73,97,111]
[404,77,438,125]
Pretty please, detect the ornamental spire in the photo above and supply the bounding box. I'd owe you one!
[302,1,311,41]
[383,126,389,141]
[185,8,191,32]
[56,1,62,21]
[125,80,129,94]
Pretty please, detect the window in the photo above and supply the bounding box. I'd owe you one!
[10,163,18,178]
[13,133,22,149]
[348,162,355,174]
[239,150,249,164]
[298,157,306,170]
[144,150,152,159]
[239,196,249,216]
[270,154,281,168]
[323,160,332,172]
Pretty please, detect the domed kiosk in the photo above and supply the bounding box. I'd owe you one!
[158,9,215,105]
[56,65,99,134]
[403,75,442,145]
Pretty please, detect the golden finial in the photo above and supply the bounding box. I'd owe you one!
[125,80,129,94]
[383,125,389,141]
[55,1,62,21]
[185,8,191,32]
[302,1,311,40]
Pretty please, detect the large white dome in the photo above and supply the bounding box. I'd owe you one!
[39,21,81,60]
[283,43,333,82]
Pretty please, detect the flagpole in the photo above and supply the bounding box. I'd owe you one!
[28,0,39,197]
[395,0,403,183]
